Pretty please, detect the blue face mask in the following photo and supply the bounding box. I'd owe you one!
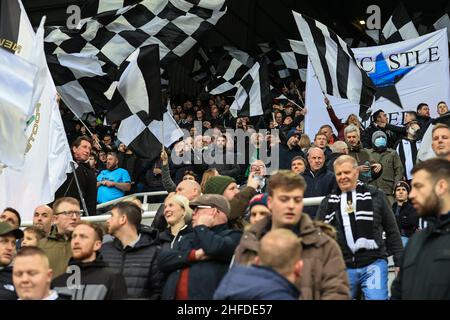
[374,137,387,148]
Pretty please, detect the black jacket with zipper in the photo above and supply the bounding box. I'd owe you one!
[100,226,164,299]
[52,254,127,300]
[0,266,17,300]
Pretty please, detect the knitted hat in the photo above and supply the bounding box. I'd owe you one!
[287,130,301,141]
[248,193,269,211]
[371,130,387,145]
[394,181,410,193]
[204,176,236,195]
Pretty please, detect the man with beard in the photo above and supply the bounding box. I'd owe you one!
[39,197,81,279]
[54,137,97,216]
[32,205,53,236]
[97,152,131,204]
[391,158,450,300]
[52,222,127,300]
[101,202,163,299]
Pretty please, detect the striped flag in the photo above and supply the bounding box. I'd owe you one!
[230,58,271,118]
[292,11,376,119]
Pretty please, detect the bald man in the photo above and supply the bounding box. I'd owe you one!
[33,205,53,236]
[214,229,303,300]
[302,147,337,218]
[151,180,201,232]
[13,247,58,300]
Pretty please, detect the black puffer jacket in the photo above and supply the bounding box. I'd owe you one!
[52,254,127,300]
[392,201,418,237]
[0,267,17,300]
[100,226,164,299]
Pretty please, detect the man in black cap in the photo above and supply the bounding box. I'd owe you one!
[0,222,24,300]
[158,194,242,300]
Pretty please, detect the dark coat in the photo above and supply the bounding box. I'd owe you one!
[158,223,242,300]
[158,225,193,252]
[302,167,338,219]
[391,214,450,300]
[0,266,17,300]
[279,144,305,170]
[392,201,419,238]
[52,254,127,300]
[100,226,164,299]
[316,185,404,268]
[213,265,300,300]
[54,162,97,216]
[361,123,398,149]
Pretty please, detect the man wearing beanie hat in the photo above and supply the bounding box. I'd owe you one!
[205,172,261,230]
[158,194,242,300]
[279,131,305,170]
[369,130,404,206]
[247,193,270,225]
[361,109,398,149]
[392,181,418,247]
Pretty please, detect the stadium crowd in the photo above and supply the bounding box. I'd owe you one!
[1,85,450,300]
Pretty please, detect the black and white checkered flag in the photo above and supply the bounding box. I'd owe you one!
[117,103,184,161]
[257,42,290,79]
[229,58,271,118]
[44,0,227,116]
[293,12,376,119]
[208,53,250,95]
[190,46,216,84]
[382,3,419,44]
[276,39,308,81]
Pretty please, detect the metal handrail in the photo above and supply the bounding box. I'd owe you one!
[20,192,325,227]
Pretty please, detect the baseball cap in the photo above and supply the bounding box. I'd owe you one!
[190,194,231,218]
[0,222,24,239]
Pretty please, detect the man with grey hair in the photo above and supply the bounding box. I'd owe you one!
[317,155,403,300]
[302,147,337,218]
[327,141,349,172]
[345,124,382,183]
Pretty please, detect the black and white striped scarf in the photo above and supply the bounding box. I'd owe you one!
[323,181,378,253]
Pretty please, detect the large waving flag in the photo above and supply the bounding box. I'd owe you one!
[382,3,419,44]
[293,11,376,119]
[0,0,72,221]
[44,0,227,117]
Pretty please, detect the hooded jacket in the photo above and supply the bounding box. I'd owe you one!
[52,254,127,300]
[100,226,164,299]
[234,215,350,300]
[213,265,300,300]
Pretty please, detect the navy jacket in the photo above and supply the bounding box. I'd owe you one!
[158,223,242,300]
[302,166,337,219]
[213,265,300,300]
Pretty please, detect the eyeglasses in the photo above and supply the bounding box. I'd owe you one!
[55,210,82,217]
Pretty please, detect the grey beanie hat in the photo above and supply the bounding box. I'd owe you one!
[371,131,387,145]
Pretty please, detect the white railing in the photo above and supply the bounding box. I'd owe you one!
[20,192,325,227]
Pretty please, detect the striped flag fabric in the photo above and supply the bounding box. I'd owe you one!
[229,58,271,118]
[208,54,250,95]
[107,44,163,124]
[276,39,308,81]
[292,11,376,119]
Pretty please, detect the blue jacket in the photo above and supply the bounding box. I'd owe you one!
[158,223,242,300]
[213,265,300,300]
